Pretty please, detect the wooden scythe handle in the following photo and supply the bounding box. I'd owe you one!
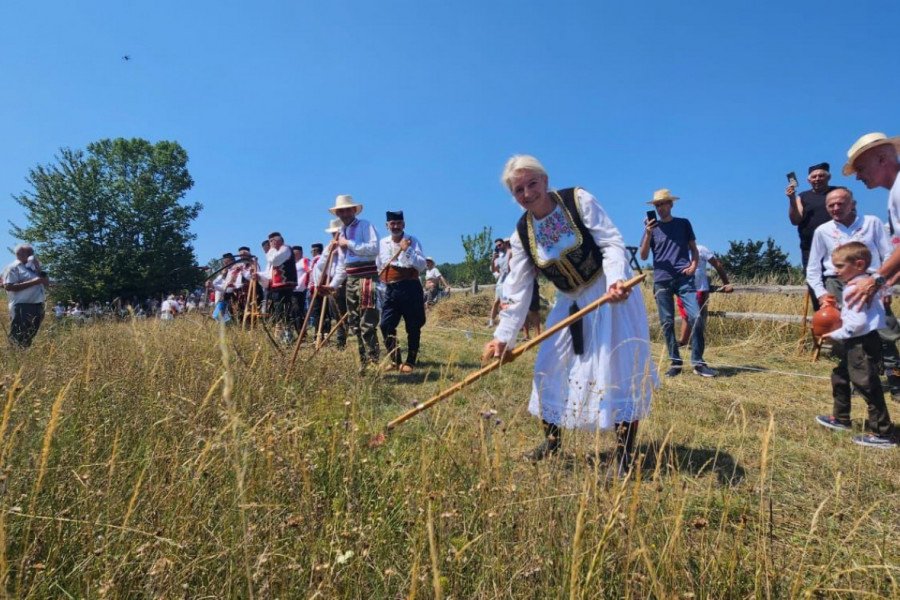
[385,273,647,429]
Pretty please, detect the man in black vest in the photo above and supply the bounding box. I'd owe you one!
[254,232,298,344]
[787,162,837,311]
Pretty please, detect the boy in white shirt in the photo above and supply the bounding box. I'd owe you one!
[816,242,898,448]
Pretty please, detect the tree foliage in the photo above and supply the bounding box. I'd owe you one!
[10,138,203,302]
[720,237,798,284]
[460,226,495,285]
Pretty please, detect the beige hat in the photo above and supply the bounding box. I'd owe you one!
[324,218,342,233]
[426,256,434,262]
[328,194,363,216]
[842,132,900,176]
[647,188,680,205]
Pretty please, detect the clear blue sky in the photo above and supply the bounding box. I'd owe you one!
[2,1,898,268]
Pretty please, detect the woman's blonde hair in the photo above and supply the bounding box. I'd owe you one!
[500,155,547,192]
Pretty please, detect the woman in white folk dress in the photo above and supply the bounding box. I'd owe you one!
[484,155,657,477]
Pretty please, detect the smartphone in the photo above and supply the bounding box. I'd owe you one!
[646,209,657,224]
[786,171,799,188]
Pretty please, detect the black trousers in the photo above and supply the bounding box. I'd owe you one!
[9,303,44,347]
[291,290,307,333]
[268,287,292,327]
[380,279,426,366]
[832,331,893,436]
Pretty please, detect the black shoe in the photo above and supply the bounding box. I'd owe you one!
[693,364,718,377]
[604,421,638,483]
[665,366,682,377]
[815,415,852,432]
[523,439,560,461]
[524,421,561,461]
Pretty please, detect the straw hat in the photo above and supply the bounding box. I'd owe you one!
[324,218,342,233]
[842,132,900,176]
[328,194,363,216]
[647,188,680,205]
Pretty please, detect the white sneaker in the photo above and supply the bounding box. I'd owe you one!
[487,319,495,327]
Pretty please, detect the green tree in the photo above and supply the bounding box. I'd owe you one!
[720,237,797,284]
[10,138,203,302]
[460,226,494,285]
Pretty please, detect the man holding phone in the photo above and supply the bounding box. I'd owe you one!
[640,189,716,377]
[2,244,49,348]
[786,162,837,311]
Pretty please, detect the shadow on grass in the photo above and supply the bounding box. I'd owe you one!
[587,442,745,487]
[708,366,750,378]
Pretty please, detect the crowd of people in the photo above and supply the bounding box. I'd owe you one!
[206,199,450,375]
[4,131,900,472]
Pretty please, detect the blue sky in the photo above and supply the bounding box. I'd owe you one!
[2,1,898,269]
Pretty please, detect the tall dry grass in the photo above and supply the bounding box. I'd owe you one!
[0,286,896,598]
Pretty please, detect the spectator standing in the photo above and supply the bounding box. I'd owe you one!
[786,162,837,311]
[676,243,733,346]
[639,189,716,377]
[2,244,48,347]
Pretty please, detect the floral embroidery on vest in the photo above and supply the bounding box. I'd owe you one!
[534,208,574,249]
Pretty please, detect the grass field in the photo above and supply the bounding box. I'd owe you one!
[0,284,898,598]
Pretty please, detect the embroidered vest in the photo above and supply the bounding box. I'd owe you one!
[516,187,604,293]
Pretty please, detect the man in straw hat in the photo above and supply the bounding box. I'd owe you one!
[377,210,427,373]
[640,189,717,378]
[321,195,381,373]
[786,161,837,312]
[843,133,900,312]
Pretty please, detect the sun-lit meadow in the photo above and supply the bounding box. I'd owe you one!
[0,283,898,598]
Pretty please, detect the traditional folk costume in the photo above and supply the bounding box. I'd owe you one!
[329,196,381,369]
[495,187,657,473]
[292,253,311,333]
[212,254,243,322]
[310,229,348,347]
[258,236,297,341]
[377,211,427,371]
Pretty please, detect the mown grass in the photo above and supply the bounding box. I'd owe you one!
[0,282,898,599]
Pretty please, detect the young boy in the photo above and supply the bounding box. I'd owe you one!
[816,242,898,448]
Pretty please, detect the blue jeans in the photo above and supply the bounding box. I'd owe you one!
[654,275,705,366]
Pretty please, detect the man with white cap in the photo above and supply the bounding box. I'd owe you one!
[321,195,381,373]
[639,189,716,377]
[843,133,900,308]
[310,221,347,347]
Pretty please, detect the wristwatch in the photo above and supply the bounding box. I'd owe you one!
[874,274,887,289]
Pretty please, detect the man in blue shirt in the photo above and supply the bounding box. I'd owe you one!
[639,189,716,377]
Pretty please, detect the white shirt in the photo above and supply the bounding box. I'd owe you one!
[257,245,292,288]
[331,218,379,288]
[887,172,900,239]
[295,258,311,292]
[830,276,887,340]
[425,267,443,283]
[494,189,627,345]
[213,266,243,301]
[375,234,427,274]
[2,260,45,306]
[310,252,339,289]
[806,215,892,299]
[693,245,715,292]
[160,298,180,319]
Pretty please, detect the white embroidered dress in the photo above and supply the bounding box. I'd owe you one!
[494,189,657,431]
